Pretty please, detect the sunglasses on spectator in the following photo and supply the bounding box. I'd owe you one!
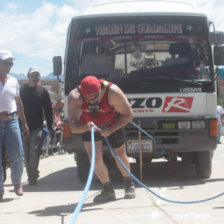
[29,72,40,76]
[0,61,14,67]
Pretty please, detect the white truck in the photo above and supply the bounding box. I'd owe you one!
[53,1,224,182]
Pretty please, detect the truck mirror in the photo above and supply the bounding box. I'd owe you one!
[209,31,224,45]
[214,46,224,66]
[53,56,62,76]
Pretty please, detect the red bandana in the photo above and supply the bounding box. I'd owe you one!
[0,76,9,86]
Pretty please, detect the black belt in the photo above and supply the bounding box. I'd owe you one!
[8,111,17,116]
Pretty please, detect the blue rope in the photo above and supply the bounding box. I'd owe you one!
[69,122,224,224]
[69,127,96,224]
[103,124,224,204]
[130,121,158,144]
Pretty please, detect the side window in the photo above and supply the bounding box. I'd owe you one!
[80,41,113,76]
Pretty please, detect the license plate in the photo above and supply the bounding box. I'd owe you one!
[127,139,153,153]
[162,122,175,130]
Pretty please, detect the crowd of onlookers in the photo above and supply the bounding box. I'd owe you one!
[41,99,65,157]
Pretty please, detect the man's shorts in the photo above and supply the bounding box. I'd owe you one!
[82,128,125,148]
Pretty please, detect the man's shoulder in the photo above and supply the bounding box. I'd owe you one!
[217,105,224,110]
[20,83,30,91]
[8,75,18,83]
[217,105,224,115]
[68,88,82,105]
[69,88,79,98]
[40,87,52,101]
[41,86,48,93]
[107,83,121,95]
[32,85,48,95]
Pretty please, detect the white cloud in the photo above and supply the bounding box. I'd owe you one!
[0,2,77,74]
[178,0,224,30]
[5,2,18,11]
[0,0,223,75]
[1,2,76,57]
[77,0,224,30]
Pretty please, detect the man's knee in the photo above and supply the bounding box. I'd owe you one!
[114,145,126,158]
[94,154,104,165]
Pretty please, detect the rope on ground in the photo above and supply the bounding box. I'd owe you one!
[104,121,224,204]
[69,122,224,224]
[69,127,96,224]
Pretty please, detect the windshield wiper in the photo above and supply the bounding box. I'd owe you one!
[158,76,202,86]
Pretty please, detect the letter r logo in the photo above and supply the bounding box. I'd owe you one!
[162,97,193,113]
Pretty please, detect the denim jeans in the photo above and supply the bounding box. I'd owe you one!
[22,128,42,181]
[0,113,24,195]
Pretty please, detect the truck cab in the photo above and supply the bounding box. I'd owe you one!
[53,1,224,182]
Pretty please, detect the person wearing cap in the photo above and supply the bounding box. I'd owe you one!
[216,105,224,144]
[20,67,53,185]
[68,75,135,203]
[0,50,29,201]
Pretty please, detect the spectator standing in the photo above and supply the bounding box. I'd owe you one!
[51,99,64,154]
[216,105,224,144]
[20,67,53,185]
[0,50,29,201]
[53,98,64,114]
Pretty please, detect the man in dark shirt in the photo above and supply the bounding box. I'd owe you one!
[20,67,53,185]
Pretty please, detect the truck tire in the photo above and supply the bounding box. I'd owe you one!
[75,153,118,182]
[195,151,212,179]
[75,153,90,182]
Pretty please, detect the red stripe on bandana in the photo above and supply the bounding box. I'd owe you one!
[0,76,9,86]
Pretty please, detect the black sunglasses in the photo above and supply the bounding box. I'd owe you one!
[83,92,100,102]
[1,61,14,67]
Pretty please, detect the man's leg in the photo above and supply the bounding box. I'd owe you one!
[0,124,5,198]
[22,135,31,180]
[2,143,6,183]
[83,140,115,202]
[113,144,130,177]
[5,117,24,196]
[112,144,135,199]
[27,129,42,184]
[83,140,110,183]
[107,128,135,199]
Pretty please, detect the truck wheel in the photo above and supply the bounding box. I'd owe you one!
[75,153,90,182]
[195,151,212,179]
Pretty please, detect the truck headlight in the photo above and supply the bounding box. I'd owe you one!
[192,121,205,129]
[178,121,191,130]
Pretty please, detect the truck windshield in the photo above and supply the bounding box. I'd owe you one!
[78,38,210,81]
[66,17,213,93]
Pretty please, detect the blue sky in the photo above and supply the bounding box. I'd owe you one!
[0,0,223,76]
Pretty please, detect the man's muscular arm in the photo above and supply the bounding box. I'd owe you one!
[100,84,133,137]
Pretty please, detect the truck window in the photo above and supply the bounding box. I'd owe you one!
[70,23,211,84]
